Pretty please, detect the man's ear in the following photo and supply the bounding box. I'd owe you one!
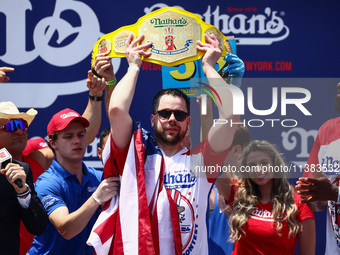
[49,139,57,150]
[232,144,242,160]
[186,116,191,130]
[97,147,103,161]
[150,114,155,127]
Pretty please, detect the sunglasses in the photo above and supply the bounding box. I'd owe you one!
[156,109,188,122]
[0,119,28,132]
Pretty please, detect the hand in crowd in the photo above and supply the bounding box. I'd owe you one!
[196,33,222,68]
[217,193,232,217]
[295,177,338,203]
[86,70,106,97]
[92,53,115,82]
[0,163,27,193]
[125,34,152,68]
[222,53,245,78]
[92,176,120,205]
[0,67,15,83]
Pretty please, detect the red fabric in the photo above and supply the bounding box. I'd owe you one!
[110,209,123,254]
[304,117,340,177]
[166,190,183,255]
[22,137,48,156]
[88,128,182,255]
[231,193,314,255]
[93,209,118,246]
[47,108,89,136]
[224,178,238,206]
[134,129,156,255]
[22,155,44,182]
[303,117,340,251]
[190,139,231,182]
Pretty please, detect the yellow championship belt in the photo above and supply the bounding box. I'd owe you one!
[91,7,232,67]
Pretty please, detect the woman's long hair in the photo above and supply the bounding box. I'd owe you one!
[229,140,302,242]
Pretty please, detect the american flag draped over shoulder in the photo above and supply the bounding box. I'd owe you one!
[87,122,182,255]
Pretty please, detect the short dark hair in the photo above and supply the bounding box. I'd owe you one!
[232,125,251,149]
[47,131,60,156]
[152,89,190,114]
[99,127,110,149]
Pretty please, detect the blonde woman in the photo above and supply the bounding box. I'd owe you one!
[216,140,315,255]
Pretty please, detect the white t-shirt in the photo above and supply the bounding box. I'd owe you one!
[114,129,229,255]
[305,117,340,254]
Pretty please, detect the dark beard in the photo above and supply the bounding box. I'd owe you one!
[153,124,186,146]
[334,97,340,113]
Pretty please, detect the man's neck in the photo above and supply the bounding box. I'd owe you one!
[155,139,185,157]
[12,152,24,162]
[56,158,83,183]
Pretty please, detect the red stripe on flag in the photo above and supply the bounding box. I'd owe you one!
[167,190,182,255]
[93,210,117,245]
[134,129,156,255]
[151,204,160,255]
[110,209,124,254]
[151,157,165,255]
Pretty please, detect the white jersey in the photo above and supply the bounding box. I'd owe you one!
[161,147,213,255]
[306,117,340,254]
[113,126,229,255]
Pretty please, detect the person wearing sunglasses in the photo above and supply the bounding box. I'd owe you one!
[0,119,28,131]
[0,67,109,254]
[0,116,49,255]
[87,32,244,255]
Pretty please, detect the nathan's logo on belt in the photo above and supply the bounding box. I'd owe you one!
[150,17,188,27]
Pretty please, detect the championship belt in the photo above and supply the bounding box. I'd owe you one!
[91,7,232,67]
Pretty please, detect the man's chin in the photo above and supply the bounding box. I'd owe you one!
[163,137,180,146]
[157,133,182,146]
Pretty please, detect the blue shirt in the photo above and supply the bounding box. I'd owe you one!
[208,186,234,255]
[28,159,103,255]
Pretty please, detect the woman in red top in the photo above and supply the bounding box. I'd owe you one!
[217,140,315,255]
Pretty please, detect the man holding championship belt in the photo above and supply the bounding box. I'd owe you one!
[87,27,245,254]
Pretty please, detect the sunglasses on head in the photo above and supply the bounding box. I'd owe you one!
[156,109,188,122]
[0,119,28,132]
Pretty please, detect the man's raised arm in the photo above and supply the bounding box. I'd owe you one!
[82,70,106,145]
[108,34,151,150]
[197,34,241,154]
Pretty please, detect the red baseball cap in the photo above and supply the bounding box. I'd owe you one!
[23,137,48,156]
[47,108,89,136]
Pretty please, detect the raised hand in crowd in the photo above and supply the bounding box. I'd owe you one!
[125,34,152,68]
[222,53,245,78]
[91,53,117,116]
[0,67,15,83]
[86,70,107,98]
[92,53,115,82]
